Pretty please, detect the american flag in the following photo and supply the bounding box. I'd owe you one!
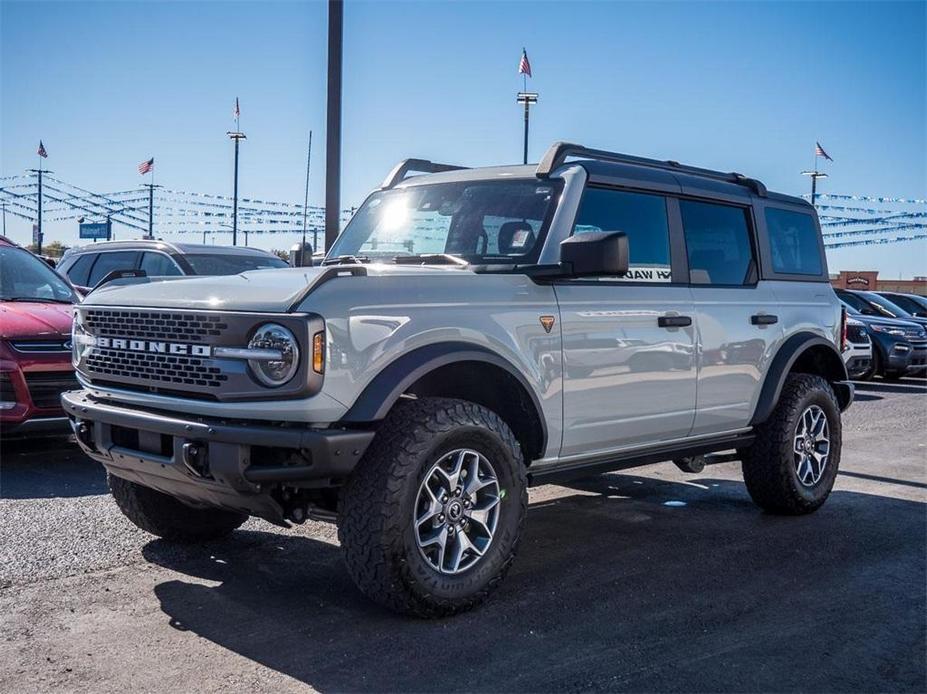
[815,142,833,162]
[234,97,240,120]
[138,157,154,175]
[37,141,47,158]
[518,49,532,78]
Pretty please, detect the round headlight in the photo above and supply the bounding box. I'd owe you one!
[71,312,94,368]
[248,323,299,387]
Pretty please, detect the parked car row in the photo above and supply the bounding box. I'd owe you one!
[835,288,927,380]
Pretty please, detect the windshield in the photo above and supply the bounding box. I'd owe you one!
[0,246,76,303]
[184,253,287,275]
[328,180,561,264]
[860,291,913,318]
[836,289,894,317]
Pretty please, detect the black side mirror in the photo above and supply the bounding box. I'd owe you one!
[559,231,629,277]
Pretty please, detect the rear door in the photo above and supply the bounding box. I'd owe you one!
[680,199,781,435]
[556,187,697,457]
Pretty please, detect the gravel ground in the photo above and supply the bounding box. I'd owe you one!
[1,377,924,692]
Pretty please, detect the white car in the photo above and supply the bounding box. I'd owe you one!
[843,316,872,379]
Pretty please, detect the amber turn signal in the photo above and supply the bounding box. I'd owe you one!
[312,331,325,374]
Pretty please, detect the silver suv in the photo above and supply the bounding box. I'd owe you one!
[63,143,854,616]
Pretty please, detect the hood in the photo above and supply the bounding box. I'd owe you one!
[0,301,75,340]
[849,313,923,329]
[80,264,472,313]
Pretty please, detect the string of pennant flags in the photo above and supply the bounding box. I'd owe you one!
[2,162,924,250]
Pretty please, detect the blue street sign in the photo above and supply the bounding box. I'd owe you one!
[80,222,110,240]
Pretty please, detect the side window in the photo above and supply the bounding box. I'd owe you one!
[765,208,823,276]
[680,200,755,286]
[87,252,139,286]
[64,254,95,286]
[572,188,672,282]
[140,252,182,277]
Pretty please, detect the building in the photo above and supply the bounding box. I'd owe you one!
[830,270,927,296]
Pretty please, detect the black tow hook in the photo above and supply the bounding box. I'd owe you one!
[181,441,209,478]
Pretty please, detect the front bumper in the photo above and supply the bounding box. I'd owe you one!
[905,344,927,374]
[61,389,375,523]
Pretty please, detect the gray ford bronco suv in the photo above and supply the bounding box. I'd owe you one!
[64,143,853,616]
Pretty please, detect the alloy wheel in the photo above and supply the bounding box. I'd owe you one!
[413,448,501,574]
[794,405,830,487]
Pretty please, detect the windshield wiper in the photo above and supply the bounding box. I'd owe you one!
[392,253,468,266]
[321,255,370,266]
[3,297,73,304]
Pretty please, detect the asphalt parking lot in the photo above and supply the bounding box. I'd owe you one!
[1,378,925,693]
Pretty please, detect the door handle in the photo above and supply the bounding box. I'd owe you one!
[658,315,692,328]
[751,314,778,325]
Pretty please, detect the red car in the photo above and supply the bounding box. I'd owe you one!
[0,235,80,437]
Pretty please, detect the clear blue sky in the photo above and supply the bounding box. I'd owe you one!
[1,0,925,276]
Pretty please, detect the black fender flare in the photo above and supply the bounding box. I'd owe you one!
[750,332,852,426]
[339,341,548,452]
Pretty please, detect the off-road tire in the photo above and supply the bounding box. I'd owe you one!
[109,474,247,541]
[741,373,842,515]
[338,397,528,618]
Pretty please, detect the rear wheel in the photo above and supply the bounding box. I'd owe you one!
[109,474,247,541]
[741,374,841,515]
[338,397,527,617]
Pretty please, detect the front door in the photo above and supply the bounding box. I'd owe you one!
[556,187,697,459]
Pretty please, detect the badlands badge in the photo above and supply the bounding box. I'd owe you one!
[539,315,555,333]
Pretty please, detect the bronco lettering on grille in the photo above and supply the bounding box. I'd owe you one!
[93,336,212,357]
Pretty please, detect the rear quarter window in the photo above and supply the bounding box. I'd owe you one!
[765,208,823,276]
[63,254,95,286]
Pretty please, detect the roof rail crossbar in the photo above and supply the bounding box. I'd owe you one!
[536,142,767,197]
[381,158,468,189]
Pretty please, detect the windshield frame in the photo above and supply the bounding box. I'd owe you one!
[327,178,564,266]
[0,245,78,303]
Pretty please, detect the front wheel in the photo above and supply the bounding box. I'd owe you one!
[741,374,842,515]
[338,397,528,617]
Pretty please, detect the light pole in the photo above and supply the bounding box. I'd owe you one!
[801,170,828,207]
[516,92,538,165]
[143,183,161,239]
[325,0,343,252]
[27,168,51,254]
[227,130,247,245]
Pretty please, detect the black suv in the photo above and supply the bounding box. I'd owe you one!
[57,240,287,291]
[835,288,927,379]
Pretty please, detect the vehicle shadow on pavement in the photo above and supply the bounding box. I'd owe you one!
[0,437,106,499]
[143,473,926,693]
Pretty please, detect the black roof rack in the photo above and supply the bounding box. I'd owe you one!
[381,158,468,189]
[536,142,767,197]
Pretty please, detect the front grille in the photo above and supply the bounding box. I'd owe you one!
[0,373,15,404]
[24,371,79,409]
[846,324,869,344]
[75,307,317,401]
[83,309,229,342]
[10,339,71,353]
[85,348,228,389]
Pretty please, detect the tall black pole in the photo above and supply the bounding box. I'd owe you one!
[37,168,43,254]
[522,99,530,165]
[27,168,48,254]
[233,137,241,245]
[516,92,537,166]
[303,130,313,249]
[148,184,154,239]
[325,0,343,252]
[810,172,817,207]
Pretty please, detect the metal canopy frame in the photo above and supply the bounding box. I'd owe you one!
[536,142,768,197]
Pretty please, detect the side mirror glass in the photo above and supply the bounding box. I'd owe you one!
[559,231,629,278]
